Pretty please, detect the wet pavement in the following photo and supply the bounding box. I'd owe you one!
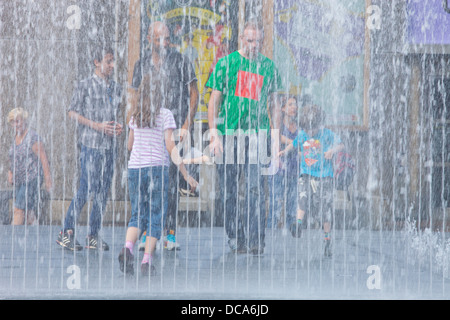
[1,224,449,300]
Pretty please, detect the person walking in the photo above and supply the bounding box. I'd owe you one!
[119,73,197,276]
[279,104,344,256]
[207,19,283,255]
[7,108,52,225]
[56,46,124,251]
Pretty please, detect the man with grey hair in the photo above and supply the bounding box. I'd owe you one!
[130,21,199,251]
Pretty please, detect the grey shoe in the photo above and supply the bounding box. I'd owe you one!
[141,263,156,277]
[249,247,264,256]
[228,238,238,251]
[228,238,248,254]
[118,247,134,275]
[324,240,332,257]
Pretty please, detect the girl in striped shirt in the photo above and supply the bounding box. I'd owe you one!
[119,74,197,276]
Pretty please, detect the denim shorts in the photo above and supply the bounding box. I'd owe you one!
[127,166,169,240]
[14,178,40,213]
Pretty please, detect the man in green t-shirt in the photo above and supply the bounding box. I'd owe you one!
[207,19,283,255]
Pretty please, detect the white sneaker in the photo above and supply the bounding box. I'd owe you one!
[164,234,181,251]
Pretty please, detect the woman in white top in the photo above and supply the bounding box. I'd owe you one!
[119,74,197,277]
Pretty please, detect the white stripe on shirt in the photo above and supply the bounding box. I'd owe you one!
[128,108,177,168]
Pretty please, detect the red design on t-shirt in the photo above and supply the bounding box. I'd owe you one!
[235,70,264,101]
[304,158,318,167]
[303,139,321,167]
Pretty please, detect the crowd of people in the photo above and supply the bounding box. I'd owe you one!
[6,19,344,276]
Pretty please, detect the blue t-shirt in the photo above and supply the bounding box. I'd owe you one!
[292,128,341,178]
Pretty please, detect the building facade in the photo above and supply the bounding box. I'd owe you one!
[0,0,449,230]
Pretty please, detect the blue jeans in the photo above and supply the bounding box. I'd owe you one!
[63,145,115,236]
[268,166,298,228]
[127,166,168,240]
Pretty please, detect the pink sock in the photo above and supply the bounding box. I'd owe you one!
[142,253,151,264]
[125,241,134,253]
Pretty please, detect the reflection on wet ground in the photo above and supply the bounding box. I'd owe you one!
[1,225,449,299]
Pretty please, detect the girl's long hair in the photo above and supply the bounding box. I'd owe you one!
[132,73,166,128]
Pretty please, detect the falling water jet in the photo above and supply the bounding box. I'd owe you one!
[0,0,450,300]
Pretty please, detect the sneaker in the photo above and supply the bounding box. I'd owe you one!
[85,235,109,251]
[164,233,181,251]
[179,188,197,197]
[118,247,134,275]
[139,231,147,251]
[56,230,83,251]
[141,262,156,277]
[249,247,264,256]
[324,240,332,257]
[289,222,302,238]
[228,238,248,254]
[228,238,238,251]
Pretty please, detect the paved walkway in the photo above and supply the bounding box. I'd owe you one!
[1,225,449,299]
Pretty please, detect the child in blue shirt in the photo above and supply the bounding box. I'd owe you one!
[279,104,344,257]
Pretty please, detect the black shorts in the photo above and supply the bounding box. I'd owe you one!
[297,175,334,224]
